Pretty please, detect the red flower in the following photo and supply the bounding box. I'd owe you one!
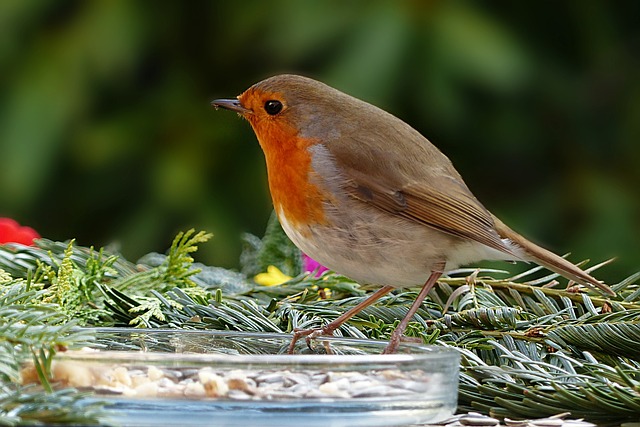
[0,218,40,246]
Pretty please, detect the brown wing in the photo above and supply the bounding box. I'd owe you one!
[313,95,520,259]
[344,168,520,258]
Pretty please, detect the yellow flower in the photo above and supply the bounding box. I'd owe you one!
[254,265,292,286]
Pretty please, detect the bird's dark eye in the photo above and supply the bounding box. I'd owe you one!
[264,100,283,115]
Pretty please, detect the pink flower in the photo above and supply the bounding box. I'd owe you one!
[302,253,329,277]
[0,218,40,246]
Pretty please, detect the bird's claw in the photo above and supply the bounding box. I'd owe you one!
[287,327,335,354]
[382,334,422,354]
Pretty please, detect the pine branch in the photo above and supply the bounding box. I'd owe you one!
[0,272,105,425]
[2,222,640,424]
[111,229,212,294]
[0,388,106,425]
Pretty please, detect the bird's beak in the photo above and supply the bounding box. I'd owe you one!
[211,98,252,114]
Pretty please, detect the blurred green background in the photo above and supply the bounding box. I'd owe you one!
[1,1,638,283]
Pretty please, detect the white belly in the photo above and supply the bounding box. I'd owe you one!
[278,207,509,288]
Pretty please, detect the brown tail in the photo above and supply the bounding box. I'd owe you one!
[492,216,615,297]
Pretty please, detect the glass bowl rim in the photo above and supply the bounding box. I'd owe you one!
[66,327,459,366]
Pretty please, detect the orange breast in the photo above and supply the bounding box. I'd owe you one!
[250,118,328,232]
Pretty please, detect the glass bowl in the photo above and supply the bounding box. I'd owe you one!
[25,328,459,427]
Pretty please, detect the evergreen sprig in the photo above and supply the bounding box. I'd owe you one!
[0,220,639,424]
[0,271,102,425]
[112,229,212,294]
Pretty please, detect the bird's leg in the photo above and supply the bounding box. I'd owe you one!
[383,266,444,354]
[287,285,395,354]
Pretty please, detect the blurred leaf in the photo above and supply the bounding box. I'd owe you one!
[323,3,410,105]
[240,212,301,277]
[431,2,531,92]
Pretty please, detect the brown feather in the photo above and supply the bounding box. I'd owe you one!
[344,170,520,258]
[492,216,616,296]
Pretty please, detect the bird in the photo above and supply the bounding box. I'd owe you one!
[211,74,615,354]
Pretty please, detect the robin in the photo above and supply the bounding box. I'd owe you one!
[212,74,615,354]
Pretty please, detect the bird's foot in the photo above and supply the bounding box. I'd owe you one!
[287,326,336,354]
[382,334,422,354]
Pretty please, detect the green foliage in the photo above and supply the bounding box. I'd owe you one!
[93,226,640,422]
[240,212,302,277]
[97,260,640,423]
[0,271,102,425]
[0,388,107,426]
[546,311,640,358]
[0,230,214,424]
[40,240,106,324]
[1,224,640,424]
[453,336,640,422]
[112,229,212,294]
